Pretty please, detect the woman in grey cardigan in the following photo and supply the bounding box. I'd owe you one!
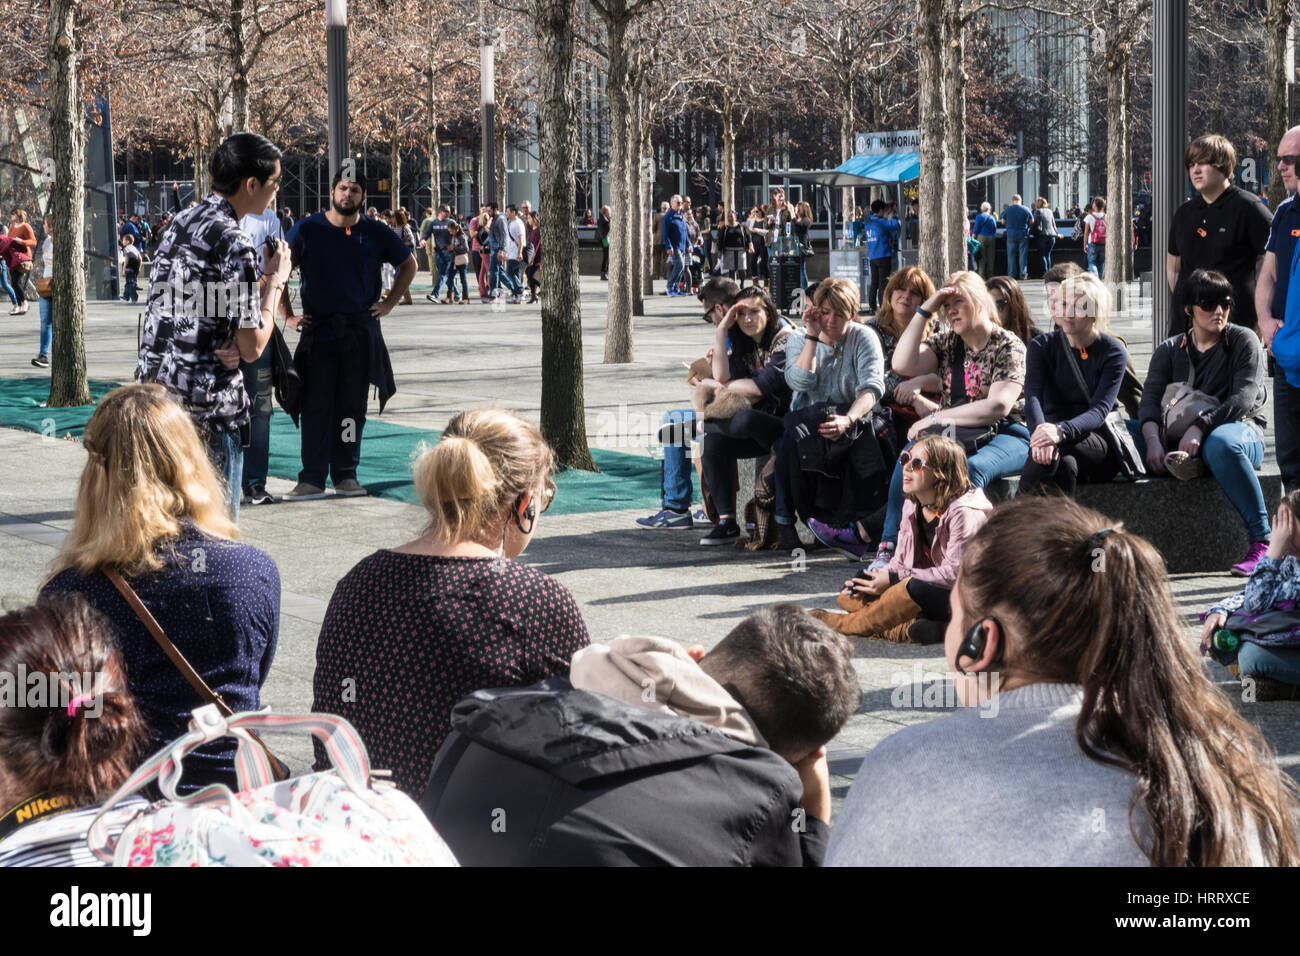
[827,496,1299,866]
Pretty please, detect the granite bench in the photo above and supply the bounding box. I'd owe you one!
[734,457,1283,574]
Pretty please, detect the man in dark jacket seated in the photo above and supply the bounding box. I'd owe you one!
[420,604,861,866]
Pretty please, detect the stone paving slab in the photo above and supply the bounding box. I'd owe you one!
[0,277,1295,799]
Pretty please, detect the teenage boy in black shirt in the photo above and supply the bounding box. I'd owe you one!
[282,170,417,500]
[1166,134,1272,338]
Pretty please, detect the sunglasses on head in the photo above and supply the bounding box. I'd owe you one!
[1192,294,1232,312]
[899,452,928,470]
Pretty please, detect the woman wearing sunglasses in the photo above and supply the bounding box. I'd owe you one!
[1139,268,1270,576]
[310,408,589,797]
[809,435,991,643]
[985,276,1041,345]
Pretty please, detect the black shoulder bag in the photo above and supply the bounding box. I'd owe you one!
[1058,331,1145,479]
[918,336,997,455]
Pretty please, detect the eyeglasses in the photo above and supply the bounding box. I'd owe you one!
[899,452,928,471]
[1193,295,1233,312]
[265,174,283,189]
[1280,155,1300,168]
[540,484,555,514]
[992,298,1008,311]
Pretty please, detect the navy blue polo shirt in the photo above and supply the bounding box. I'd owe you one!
[1266,193,1300,320]
[287,213,412,320]
[1002,204,1033,238]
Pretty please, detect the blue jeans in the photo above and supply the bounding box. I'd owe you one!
[1087,242,1105,280]
[488,248,506,294]
[204,427,244,522]
[1038,235,1055,274]
[37,294,52,357]
[881,423,1030,545]
[1274,369,1300,494]
[124,272,139,302]
[1006,235,1028,278]
[667,248,687,292]
[1201,421,1269,543]
[0,260,14,305]
[660,409,696,511]
[1238,642,1300,685]
[432,250,453,297]
[240,348,273,491]
[505,260,522,296]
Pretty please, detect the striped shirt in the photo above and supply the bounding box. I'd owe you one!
[0,797,151,867]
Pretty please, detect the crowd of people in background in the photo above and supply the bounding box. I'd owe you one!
[8,128,1300,869]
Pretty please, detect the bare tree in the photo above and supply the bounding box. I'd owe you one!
[47,0,90,405]
[534,0,596,468]
[1265,0,1291,210]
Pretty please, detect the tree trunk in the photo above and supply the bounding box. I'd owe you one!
[720,92,736,216]
[603,6,634,363]
[840,85,855,246]
[48,0,90,407]
[533,0,595,469]
[390,135,401,211]
[639,116,654,297]
[124,141,134,217]
[426,19,441,211]
[629,87,644,317]
[495,127,507,206]
[192,116,206,196]
[941,2,967,275]
[1104,42,1132,306]
[230,0,249,131]
[916,0,949,280]
[1266,0,1292,210]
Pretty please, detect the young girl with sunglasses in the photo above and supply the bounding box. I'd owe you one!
[808,435,991,644]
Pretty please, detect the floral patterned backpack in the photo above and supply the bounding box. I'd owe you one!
[86,706,458,867]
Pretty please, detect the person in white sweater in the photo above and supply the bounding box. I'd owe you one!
[827,495,1299,867]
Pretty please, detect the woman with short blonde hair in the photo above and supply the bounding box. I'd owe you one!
[311,408,588,796]
[1019,269,1128,496]
[41,383,281,793]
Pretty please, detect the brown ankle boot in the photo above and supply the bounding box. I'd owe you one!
[818,580,921,637]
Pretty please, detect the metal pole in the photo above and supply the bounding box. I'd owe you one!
[481,40,496,206]
[1153,0,1187,343]
[326,0,349,182]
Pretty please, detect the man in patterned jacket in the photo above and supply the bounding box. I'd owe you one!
[135,132,293,520]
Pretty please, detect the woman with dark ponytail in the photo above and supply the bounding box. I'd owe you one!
[0,596,149,866]
[828,495,1300,866]
[311,408,589,798]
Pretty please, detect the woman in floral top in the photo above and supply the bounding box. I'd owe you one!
[866,270,1028,572]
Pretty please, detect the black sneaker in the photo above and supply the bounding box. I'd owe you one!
[30,354,49,368]
[699,521,740,546]
[245,484,280,506]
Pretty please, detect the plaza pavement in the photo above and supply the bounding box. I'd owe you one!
[0,272,1296,806]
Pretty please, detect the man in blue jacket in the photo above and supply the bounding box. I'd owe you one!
[865,199,900,310]
[972,202,998,280]
[662,194,690,296]
[1001,194,1033,280]
[1264,126,1300,494]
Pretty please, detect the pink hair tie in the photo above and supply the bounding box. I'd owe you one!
[66,694,91,716]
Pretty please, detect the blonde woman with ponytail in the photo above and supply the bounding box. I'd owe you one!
[311,408,589,797]
[41,383,281,794]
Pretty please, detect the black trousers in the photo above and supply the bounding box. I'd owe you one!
[600,243,609,277]
[296,324,370,488]
[906,577,952,621]
[701,409,785,516]
[868,257,891,311]
[1018,429,1116,497]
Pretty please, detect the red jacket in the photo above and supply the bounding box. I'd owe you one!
[0,234,31,270]
[888,487,993,588]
